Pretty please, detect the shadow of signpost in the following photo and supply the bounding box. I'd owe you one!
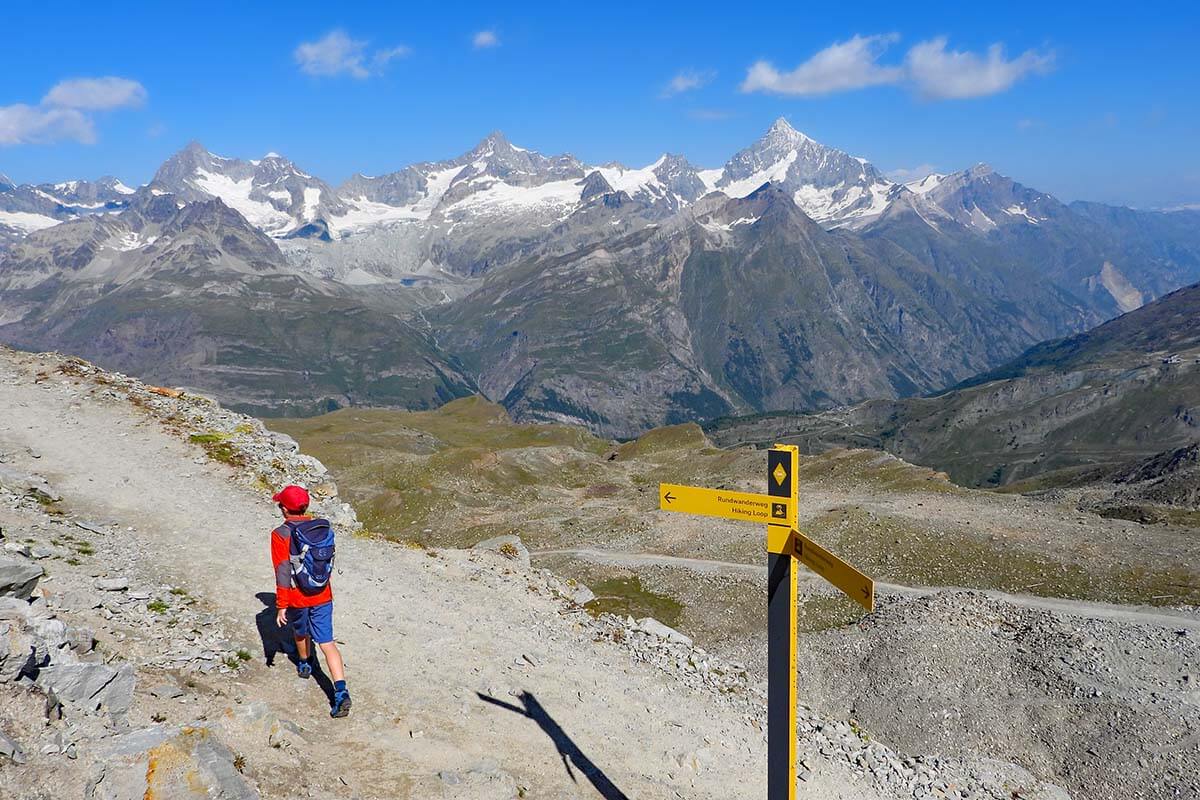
[477,691,631,800]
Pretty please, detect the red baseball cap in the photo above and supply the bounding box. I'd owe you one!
[272,484,310,512]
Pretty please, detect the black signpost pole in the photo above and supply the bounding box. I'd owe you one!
[766,445,798,800]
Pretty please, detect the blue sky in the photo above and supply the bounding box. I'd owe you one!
[3,0,1197,207]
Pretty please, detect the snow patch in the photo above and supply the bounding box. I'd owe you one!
[1003,204,1041,224]
[596,158,665,197]
[328,198,425,237]
[697,168,724,193]
[302,187,322,221]
[905,174,945,196]
[112,231,159,252]
[0,210,61,233]
[717,150,798,198]
[190,168,292,233]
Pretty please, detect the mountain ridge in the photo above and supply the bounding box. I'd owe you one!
[4,120,1200,435]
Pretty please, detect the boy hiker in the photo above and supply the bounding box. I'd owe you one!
[270,484,352,718]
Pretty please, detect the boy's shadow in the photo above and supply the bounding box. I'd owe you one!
[254,592,336,704]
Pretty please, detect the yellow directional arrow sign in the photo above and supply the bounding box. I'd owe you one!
[793,529,875,612]
[659,483,794,525]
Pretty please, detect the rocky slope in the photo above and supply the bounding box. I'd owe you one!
[0,345,1089,799]
[710,281,1200,487]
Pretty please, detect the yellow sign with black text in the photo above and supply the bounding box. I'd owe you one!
[659,483,794,525]
[793,529,875,612]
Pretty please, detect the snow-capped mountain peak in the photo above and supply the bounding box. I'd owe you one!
[910,163,1066,232]
[705,118,894,227]
[148,143,344,237]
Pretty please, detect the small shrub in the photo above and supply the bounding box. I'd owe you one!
[189,432,244,466]
[498,542,520,559]
[147,600,169,614]
[169,587,188,596]
[236,649,251,661]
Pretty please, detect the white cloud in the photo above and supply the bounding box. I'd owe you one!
[905,38,1054,100]
[373,45,412,67]
[42,77,147,110]
[473,30,499,49]
[295,30,371,78]
[0,75,147,146]
[662,69,715,97]
[0,104,94,145]
[294,30,410,78]
[741,34,1053,100]
[741,34,902,96]
[886,163,939,182]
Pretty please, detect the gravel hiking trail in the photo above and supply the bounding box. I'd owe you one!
[534,548,1200,631]
[0,357,812,799]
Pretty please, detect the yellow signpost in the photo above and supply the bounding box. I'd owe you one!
[659,483,794,525]
[658,444,875,800]
[793,529,875,612]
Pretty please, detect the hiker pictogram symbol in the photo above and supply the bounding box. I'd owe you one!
[771,502,787,519]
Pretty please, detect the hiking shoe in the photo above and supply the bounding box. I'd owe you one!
[330,689,352,718]
[296,659,313,679]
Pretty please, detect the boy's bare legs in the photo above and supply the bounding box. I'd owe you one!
[318,641,345,682]
[296,635,345,682]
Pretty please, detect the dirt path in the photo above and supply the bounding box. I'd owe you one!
[536,547,1200,632]
[0,357,857,799]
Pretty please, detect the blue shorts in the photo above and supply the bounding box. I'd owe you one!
[288,602,334,644]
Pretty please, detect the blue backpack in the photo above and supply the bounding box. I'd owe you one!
[285,519,336,593]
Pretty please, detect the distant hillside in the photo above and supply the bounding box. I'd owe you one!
[708,282,1200,487]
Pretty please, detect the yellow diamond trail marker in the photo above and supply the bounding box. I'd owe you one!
[659,483,794,524]
[657,444,876,800]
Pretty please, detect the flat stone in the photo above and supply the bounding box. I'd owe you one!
[0,557,42,599]
[0,465,58,501]
[67,625,95,653]
[52,588,102,612]
[95,578,129,592]
[149,683,184,699]
[637,617,693,647]
[37,662,135,716]
[3,542,31,558]
[92,724,258,799]
[0,621,36,682]
[0,728,25,764]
